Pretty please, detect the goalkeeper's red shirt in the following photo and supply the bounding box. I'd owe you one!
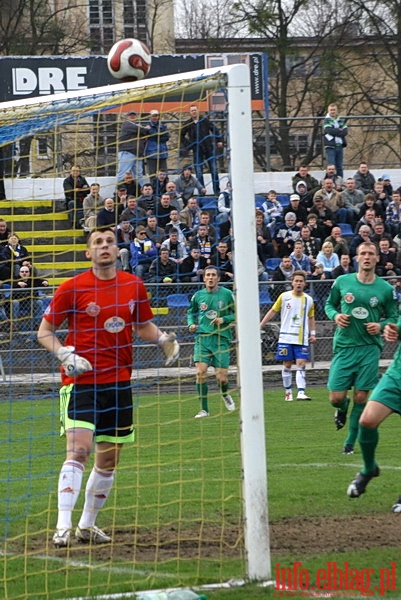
[43,269,154,385]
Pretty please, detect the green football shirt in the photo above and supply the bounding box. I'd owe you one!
[187,286,235,341]
[325,273,398,351]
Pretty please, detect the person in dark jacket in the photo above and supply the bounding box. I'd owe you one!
[117,111,149,187]
[180,105,223,195]
[180,246,208,282]
[144,110,170,187]
[0,233,30,281]
[63,165,90,227]
[148,248,178,283]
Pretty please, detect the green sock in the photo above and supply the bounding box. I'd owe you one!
[344,402,364,447]
[332,396,350,413]
[358,424,379,474]
[196,382,208,412]
[220,382,228,396]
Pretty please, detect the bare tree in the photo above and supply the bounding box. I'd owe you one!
[175,0,243,39]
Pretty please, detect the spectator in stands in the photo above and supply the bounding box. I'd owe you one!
[372,181,391,209]
[283,194,308,227]
[6,264,49,330]
[180,246,208,282]
[316,240,340,276]
[290,240,312,274]
[261,189,283,227]
[116,219,135,272]
[117,111,149,187]
[180,196,202,231]
[323,104,348,178]
[306,212,326,242]
[174,165,206,206]
[0,233,30,281]
[292,164,320,197]
[119,195,147,226]
[313,178,346,222]
[160,230,188,264]
[270,256,295,299]
[295,180,314,211]
[165,181,184,211]
[353,162,376,194]
[309,197,336,239]
[0,219,10,247]
[190,224,212,264]
[273,212,301,257]
[148,248,178,283]
[355,207,377,235]
[164,209,189,242]
[341,177,365,226]
[180,104,223,195]
[307,261,329,318]
[300,224,320,266]
[376,238,400,276]
[119,170,138,197]
[63,165,90,227]
[385,189,401,237]
[349,226,372,257]
[331,254,355,279]
[256,209,275,261]
[82,183,104,230]
[129,225,158,279]
[144,109,170,187]
[153,170,169,197]
[322,164,343,191]
[372,221,394,248]
[137,182,158,216]
[145,215,166,250]
[324,226,350,258]
[378,174,393,199]
[358,193,385,223]
[217,180,232,222]
[96,198,119,230]
[209,240,234,282]
[156,193,177,229]
[113,186,128,216]
[192,211,218,246]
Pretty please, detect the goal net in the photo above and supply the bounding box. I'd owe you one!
[0,64,268,600]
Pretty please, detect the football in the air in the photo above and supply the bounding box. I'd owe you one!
[107,38,152,81]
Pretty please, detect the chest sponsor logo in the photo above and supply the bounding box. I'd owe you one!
[351,307,369,319]
[104,316,125,333]
[205,310,218,319]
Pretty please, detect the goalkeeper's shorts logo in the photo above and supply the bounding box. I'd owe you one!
[104,316,125,333]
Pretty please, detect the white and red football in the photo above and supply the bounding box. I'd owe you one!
[107,38,152,81]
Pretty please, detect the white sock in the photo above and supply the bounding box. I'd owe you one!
[56,459,85,530]
[78,467,115,529]
[296,367,306,391]
[282,367,292,390]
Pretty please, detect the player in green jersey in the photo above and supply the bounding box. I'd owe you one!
[187,265,236,418]
[347,318,401,504]
[325,241,398,454]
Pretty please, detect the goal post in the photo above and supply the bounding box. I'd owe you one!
[0,63,270,599]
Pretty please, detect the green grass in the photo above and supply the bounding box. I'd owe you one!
[1,383,401,600]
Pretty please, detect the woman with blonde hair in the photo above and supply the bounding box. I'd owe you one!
[316,240,339,276]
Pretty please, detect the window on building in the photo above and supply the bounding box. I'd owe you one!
[89,0,149,53]
[37,137,49,159]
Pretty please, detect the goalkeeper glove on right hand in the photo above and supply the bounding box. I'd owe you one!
[56,346,93,377]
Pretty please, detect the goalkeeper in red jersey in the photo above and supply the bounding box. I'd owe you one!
[37,228,179,548]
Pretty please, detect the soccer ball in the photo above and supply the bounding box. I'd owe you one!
[107,38,152,82]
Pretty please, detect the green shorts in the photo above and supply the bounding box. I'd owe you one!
[369,371,401,414]
[193,334,231,369]
[327,345,381,392]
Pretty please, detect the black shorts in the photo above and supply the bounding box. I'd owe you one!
[59,381,135,443]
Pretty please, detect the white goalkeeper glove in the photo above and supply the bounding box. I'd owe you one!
[56,346,93,377]
[158,332,180,366]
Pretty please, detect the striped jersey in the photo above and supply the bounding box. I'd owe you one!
[272,290,314,346]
